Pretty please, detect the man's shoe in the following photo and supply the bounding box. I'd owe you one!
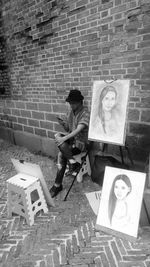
[69,162,81,175]
[50,184,63,198]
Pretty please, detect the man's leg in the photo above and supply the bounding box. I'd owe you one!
[59,143,82,174]
[50,149,67,198]
[55,151,67,185]
[50,142,81,197]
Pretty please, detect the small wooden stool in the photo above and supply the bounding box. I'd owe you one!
[64,151,91,201]
[7,173,48,226]
[74,152,91,182]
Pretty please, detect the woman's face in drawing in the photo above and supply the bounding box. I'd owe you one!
[102,91,116,112]
[114,179,131,200]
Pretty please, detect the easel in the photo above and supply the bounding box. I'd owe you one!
[142,154,150,225]
[101,142,134,167]
[143,196,150,225]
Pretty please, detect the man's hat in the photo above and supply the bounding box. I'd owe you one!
[66,89,84,102]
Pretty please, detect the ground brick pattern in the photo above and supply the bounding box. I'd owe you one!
[0,139,150,267]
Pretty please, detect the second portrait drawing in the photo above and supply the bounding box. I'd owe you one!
[88,80,130,145]
[96,166,146,240]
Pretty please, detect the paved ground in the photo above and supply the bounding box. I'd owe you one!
[0,139,150,267]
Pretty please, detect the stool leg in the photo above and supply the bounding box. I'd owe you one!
[77,157,87,183]
[36,183,48,214]
[21,190,34,226]
[77,155,91,182]
[86,155,91,176]
[77,167,84,183]
[25,182,48,226]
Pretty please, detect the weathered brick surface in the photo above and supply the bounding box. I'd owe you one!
[0,139,150,267]
[0,0,149,160]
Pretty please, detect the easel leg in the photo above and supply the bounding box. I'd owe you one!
[102,143,107,153]
[63,153,87,201]
[64,174,77,201]
[101,143,134,168]
[119,146,124,165]
[125,145,134,166]
[143,199,150,225]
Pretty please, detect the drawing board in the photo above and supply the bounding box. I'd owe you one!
[88,80,130,145]
[95,166,146,241]
[11,158,55,207]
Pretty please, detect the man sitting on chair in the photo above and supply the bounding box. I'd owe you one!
[50,89,90,198]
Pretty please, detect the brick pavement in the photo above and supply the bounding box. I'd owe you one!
[0,139,150,267]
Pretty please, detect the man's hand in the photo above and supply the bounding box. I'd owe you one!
[56,116,64,126]
[55,123,85,146]
[55,133,66,146]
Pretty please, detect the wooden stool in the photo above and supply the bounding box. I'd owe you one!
[74,152,91,182]
[64,151,91,201]
[7,173,48,226]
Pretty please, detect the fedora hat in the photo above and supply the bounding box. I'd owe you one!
[66,89,84,102]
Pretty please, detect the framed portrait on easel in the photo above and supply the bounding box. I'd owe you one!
[88,80,130,146]
[95,166,146,242]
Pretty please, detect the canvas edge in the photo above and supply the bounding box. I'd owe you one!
[95,224,138,243]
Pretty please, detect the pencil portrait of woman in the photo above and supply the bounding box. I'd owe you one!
[88,80,130,145]
[108,174,132,231]
[96,166,146,239]
[96,85,120,136]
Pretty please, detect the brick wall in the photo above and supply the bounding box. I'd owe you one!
[0,0,150,161]
[0,8,10,95]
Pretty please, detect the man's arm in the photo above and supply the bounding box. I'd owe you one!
[56,115,69,132]
[55,124,85,146]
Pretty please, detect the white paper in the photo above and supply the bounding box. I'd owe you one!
[85,191,101,215]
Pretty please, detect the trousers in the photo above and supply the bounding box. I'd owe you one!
[55,141,81,185]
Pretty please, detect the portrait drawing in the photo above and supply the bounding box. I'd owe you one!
[96,166,146,240]
[88,80,130,145]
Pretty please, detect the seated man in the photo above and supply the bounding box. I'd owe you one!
[50,89,90,198]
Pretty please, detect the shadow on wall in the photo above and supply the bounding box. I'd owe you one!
[0,126,149,169]
[0,126,58,159]
[0,10,10,96]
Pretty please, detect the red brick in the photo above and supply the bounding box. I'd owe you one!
[20,110,31,118]
[5,101,15,108]
[46,255,53,267]
[26,103,38,110]
[136,97,150,108]
[38,103,52,112]
[111,69,126,75]
[138,40,150,48]
[15,101,26,109]
[141,110,150,123]
[128,109,140,121]
[111,241,122,261]
[35,128,47,137]
[32,111,44,120]
[9,115,17,123]
[52,104,67,113]
[40,120,53,130]
[12,109,21,116]
[123,255,147,261]
[28,119,40,127]
[24,126,34,133]
[18,117,27,125]
[13,123,23,131]
[129,123,150,136]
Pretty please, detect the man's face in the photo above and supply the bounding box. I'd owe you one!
[69,101,81,112]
